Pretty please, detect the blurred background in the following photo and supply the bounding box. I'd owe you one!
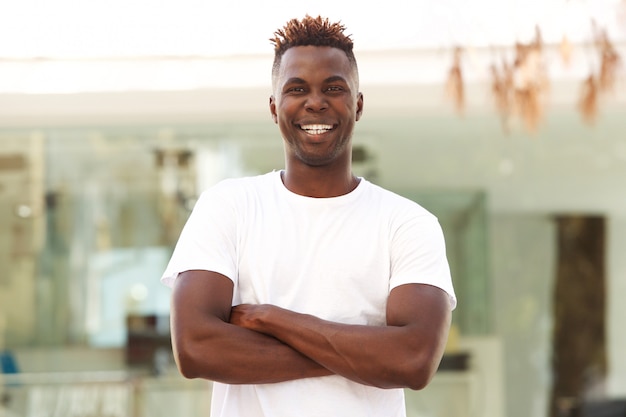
[1,1,625,416]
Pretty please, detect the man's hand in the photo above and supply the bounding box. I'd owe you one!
[227,284,451,390]
[173,270,450,390]
[230,304,275,332]
[171,270,333,384]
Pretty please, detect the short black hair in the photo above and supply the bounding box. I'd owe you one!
[270,15,359,87]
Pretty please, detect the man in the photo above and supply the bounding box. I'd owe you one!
[161,15,456,417]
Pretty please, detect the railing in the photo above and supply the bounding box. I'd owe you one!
[0,370,211,417]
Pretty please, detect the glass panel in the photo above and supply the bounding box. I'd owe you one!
[394,190,490,335]
[1,127,491,349]
[0,132,45,347]
[1,128,204,348]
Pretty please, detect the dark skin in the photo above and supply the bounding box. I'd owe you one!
[171,45,452,390]
[269,46,363,197]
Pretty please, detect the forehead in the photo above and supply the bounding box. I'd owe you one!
[277,46,356,84]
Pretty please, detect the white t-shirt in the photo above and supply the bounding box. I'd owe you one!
[162,170,456,417]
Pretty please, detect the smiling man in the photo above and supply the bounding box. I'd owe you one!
[161,15,456,417]
[271,43,361,174]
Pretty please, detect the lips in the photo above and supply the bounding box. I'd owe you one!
[299,124,334,135]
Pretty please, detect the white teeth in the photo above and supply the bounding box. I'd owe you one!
[301,124,332,134]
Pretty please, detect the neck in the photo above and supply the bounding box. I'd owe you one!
[281,165,360,198]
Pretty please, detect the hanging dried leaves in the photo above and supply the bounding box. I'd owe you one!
[514,27,549,133]
[445,47,464,115]
[515,87,544,133]
[560,36,573,67]
[577,21,622,124]
[578,75,599,124]
[592,23,621,93]
[490,59,514,132]
[488,26,548,134]
[445,18,621,133]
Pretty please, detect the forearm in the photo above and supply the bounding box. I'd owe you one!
[231,285,451,390]
[172,317,332,384]
[171,270,332,385]
[234,307,423,388]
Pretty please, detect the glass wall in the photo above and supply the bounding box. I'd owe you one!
[1,126,491,349]
[1,125,492,417]
[3,118,623,417]
[2,129,188,348]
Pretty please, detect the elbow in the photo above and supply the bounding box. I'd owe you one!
[172,340,207,379]
[405,371,434,391]
[369,357,437,390]
[402,358,440,391]
[173,338,228,381]
[177,361,199,380]
[173,347,200,379]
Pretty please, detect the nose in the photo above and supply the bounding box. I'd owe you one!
[304,91,328,112]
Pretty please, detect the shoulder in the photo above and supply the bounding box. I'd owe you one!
[199,171,277,200]
[190,172,278,217]
[361,181,436,221]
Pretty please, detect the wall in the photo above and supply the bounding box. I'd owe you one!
[1,51,624,416]
[608,216,626,397]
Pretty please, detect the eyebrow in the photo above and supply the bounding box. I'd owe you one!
[283,76,349,86]
[324,76,348,84]
[284,77,306,85]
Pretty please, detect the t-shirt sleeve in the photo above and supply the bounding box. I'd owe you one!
[389,212,457,310]
[160,182,238,288]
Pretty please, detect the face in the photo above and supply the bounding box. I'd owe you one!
[270,46,364,168]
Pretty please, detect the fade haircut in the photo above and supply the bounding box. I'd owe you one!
[270,15,359,89]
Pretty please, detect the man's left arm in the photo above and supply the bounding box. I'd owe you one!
[230,282,451,390]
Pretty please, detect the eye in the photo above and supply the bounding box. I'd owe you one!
[326,86,344,92]
[286,86,305,93]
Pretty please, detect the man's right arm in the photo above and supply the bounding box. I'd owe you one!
[170,269,332,384]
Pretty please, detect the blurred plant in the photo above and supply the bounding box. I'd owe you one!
[560,35,573,68]
[447,17,623,133]
[592,21,621,93]
[578,21,622,125]
[487,26,548,134]
[490,59,514,133]
[512,27,549,133]
[445,46,465,115]
[578,75,599,124]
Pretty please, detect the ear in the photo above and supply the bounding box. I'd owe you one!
[355,92,364,121]
[269,95,278,124]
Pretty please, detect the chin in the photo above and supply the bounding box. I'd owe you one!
[297,156,334,167]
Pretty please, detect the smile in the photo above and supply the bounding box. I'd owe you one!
[299,124,334,135]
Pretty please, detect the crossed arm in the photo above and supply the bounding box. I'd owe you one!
[170,269,451,390]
